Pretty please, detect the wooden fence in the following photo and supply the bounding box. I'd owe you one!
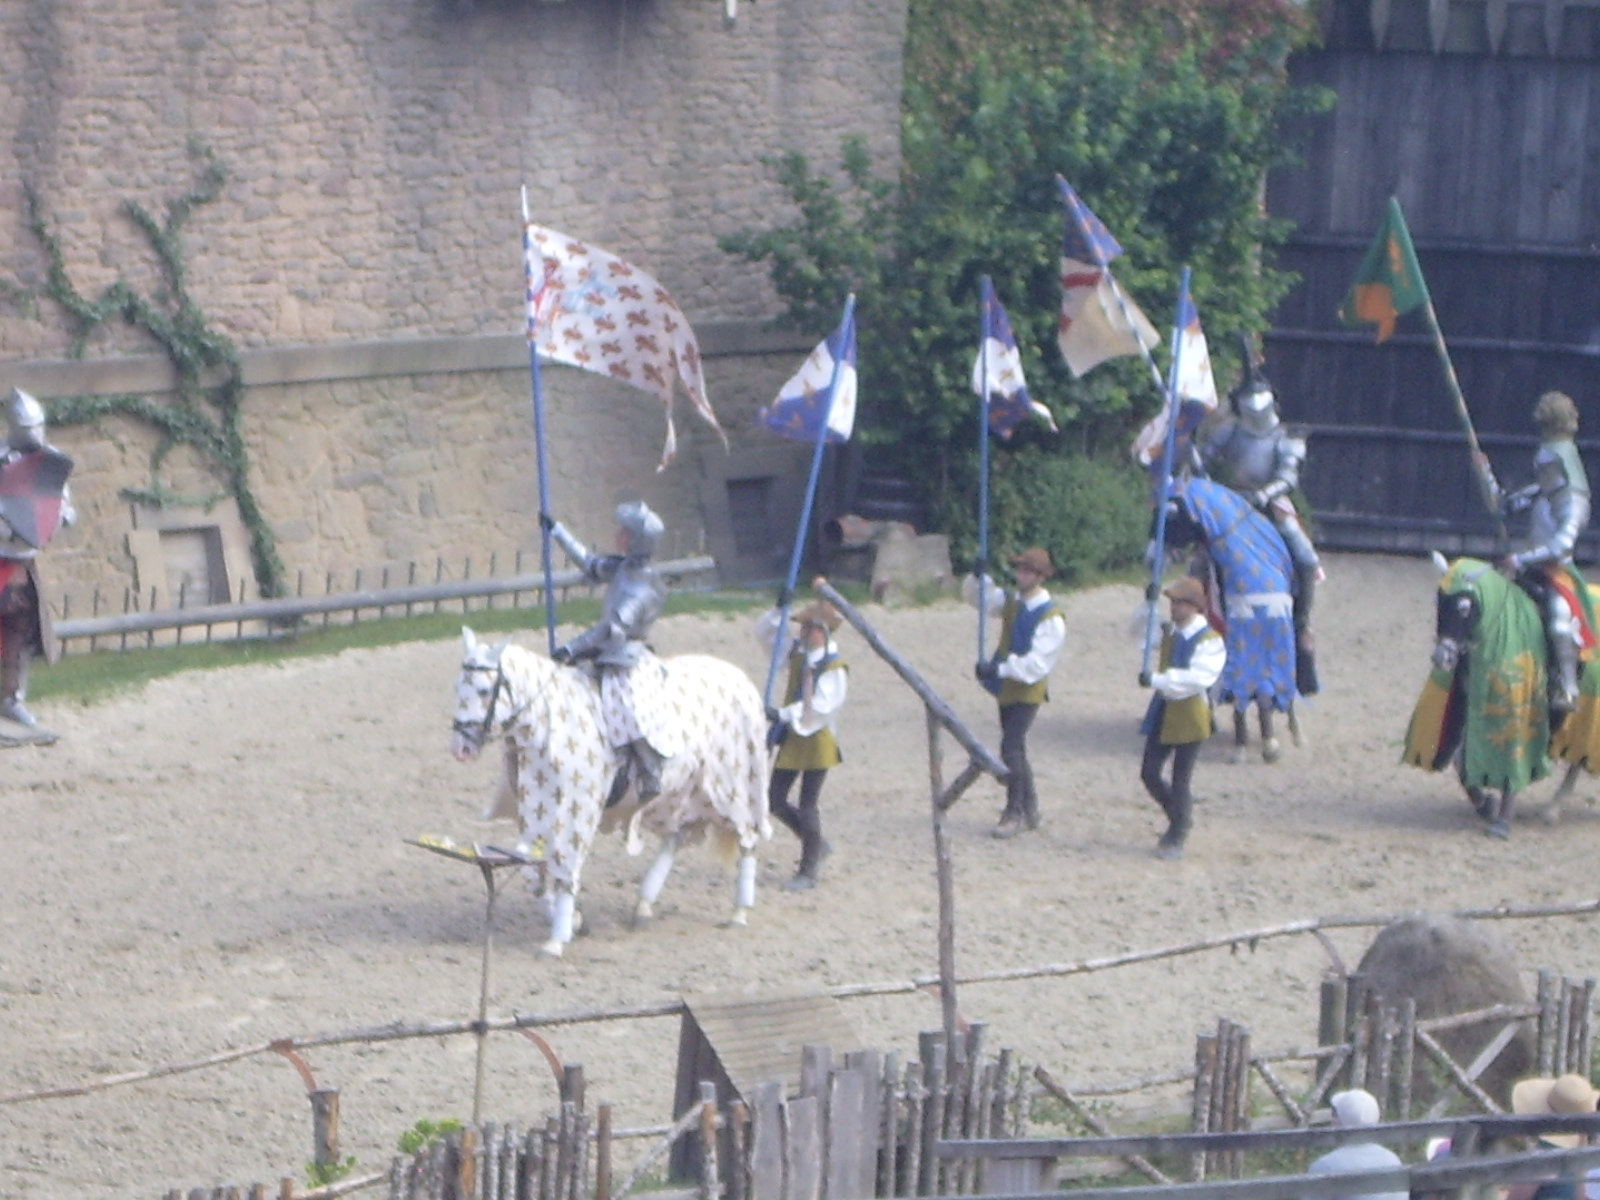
[50,553,718,654]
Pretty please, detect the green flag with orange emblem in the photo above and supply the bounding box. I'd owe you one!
[1338,197,1429,343]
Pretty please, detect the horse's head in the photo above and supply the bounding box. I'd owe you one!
[1150,480,1206,557]
[452,625,512,762]
[1431,554,1491,674]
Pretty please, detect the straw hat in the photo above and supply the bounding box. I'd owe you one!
[1008,547,1054,578]
[1511,1073,1600,1148]
[1163,576,1207,609]
[791,600,841,632]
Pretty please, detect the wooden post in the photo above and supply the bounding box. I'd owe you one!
[1397,998,1417,1120]
[483,1122,502,1200]
[927,709,960,1053]
[563,1063,586,1109]
[1537,968,1558,1075]
[595,1104,613,1200]
[570,1108,591,1200]
[456,1127,480,1200]
[1343,973,1368,1091]
[917,1034,947,1196]
[1556,978,1575,1075]
[877,1052,900,1199]
[310,1087,341,1174]
[1318,975,1348,1057]
[698,1081,722,1200]
[901,1060,924,1198]
[1577,978,1596,1080]
[541,1114,560,1200]
[1372,1005,1396,1111]
[726,1099,747,1200]
[1191,1031,1217,1181]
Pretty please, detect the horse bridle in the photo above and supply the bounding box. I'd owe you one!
[453,658,527,751]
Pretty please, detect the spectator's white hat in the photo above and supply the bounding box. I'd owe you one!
[1330,1089,1381,1127]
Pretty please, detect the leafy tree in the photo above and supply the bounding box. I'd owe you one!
[722,2,1330,574]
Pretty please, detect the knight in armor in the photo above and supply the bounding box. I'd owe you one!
[1477,390,1591,716]
[1195,346,1322,648]
[541,500,670,801]
[0,388,75,728]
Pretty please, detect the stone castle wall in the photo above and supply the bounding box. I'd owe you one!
[0,0,906,608]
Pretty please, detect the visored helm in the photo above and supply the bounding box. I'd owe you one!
[615,500,664,558]
[1234,380,1279,435]
[6,388,46,452]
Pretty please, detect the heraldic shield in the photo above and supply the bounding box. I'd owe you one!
[0,448,74,551]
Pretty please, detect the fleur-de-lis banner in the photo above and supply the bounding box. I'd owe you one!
[524,224,725,468]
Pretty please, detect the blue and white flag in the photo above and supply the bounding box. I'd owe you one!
[973,277,1057,439]
[1131,287,1219,466]
[759,307,857,443]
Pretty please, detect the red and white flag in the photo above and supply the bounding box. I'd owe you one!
[523,224,725,468]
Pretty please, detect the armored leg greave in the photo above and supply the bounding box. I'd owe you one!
[630,738,664,800]
[1293,564,1317,635]
[1544,589,1581,716]
[0,636,33,727]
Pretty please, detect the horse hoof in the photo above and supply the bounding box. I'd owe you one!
[1230,745,1248,765]
[1261,737,1282,764]
[538,939,566,959]
[1485,820,1511,840]
[1542,805,1563,826]
[1290,725,1307,749]
[632,900,654,927]
[722,909,750,929]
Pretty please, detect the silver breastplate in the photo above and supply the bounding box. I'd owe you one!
[1210,426,1284,494]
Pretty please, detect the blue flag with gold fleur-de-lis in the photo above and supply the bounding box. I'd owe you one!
[758,307,857,444]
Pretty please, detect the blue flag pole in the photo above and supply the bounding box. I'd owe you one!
[522,188,559,656]
[762,293,857,710]
[1139,265,1192,686]
[976,276,993,664]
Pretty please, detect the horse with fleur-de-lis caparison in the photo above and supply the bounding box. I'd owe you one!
[450,628,772,957]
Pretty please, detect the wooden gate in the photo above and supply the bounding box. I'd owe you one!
[1265,0,1600,558]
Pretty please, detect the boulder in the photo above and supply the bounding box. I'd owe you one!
[1352,913,1532,1109]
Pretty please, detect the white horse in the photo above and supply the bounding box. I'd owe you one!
[450,627,772,957]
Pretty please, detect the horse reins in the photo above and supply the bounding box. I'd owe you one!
[453,658,529,750]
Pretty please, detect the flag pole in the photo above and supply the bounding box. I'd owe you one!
[1420,295,1505,541]
[976,276,993,664]
[521,188,560,656]
[1104,273,1168,396]
[1139,267,1191,685]
[762,293,857,710]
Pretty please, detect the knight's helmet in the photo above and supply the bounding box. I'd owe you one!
[616,500,664,558]
[1229,334,1278,436]
[5,387,46,453]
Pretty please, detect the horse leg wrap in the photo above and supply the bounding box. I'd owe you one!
[735,853,757,912]
[550,889,577,944]
[640,836,678,905]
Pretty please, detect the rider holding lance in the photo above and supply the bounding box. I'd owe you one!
[540,500,674,803]
[1476,390,1593,717]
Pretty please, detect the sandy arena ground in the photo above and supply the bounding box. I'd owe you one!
[6,550,1600,1198]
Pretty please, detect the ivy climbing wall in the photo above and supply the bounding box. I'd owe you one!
[0,0,906,602]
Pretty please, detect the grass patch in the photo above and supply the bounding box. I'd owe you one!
[34,589,772,709]
[31,566,1135,710]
